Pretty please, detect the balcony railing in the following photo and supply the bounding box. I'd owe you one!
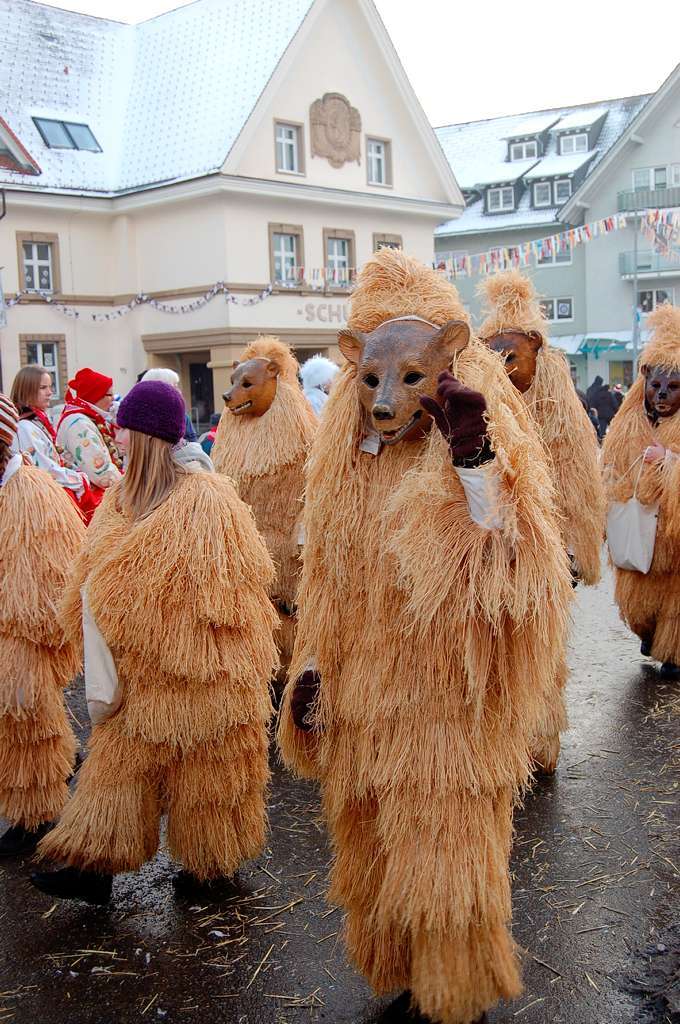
[619,249,680,277]
[617,186,680,212]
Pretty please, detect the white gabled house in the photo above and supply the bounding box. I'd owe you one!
[0,0,463,423]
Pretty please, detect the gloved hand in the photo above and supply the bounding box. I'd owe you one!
[290,669,321,732]
[420,371,493,467]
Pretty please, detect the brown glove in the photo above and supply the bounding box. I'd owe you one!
[420,371,493,467]
[290,669,321,733]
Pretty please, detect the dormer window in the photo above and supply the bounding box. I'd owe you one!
[554,178,572,203]
[33,117,101,152]
[509,140,538,161]
[533,182,552,207]
[559,133,587,156]
[487,186,514,212]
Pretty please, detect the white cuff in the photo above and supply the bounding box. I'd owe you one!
[454,462,503,530]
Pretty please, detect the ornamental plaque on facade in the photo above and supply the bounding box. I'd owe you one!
[310,93,361,169]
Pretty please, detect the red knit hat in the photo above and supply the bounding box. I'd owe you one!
[68,367,113,404]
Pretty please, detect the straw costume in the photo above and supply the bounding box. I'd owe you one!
[212,337,317,676]
[602,304,680,671]
[278,251,571,1024]
[35,382,278,902]
[479,270,605,586]
[0,394,83,856]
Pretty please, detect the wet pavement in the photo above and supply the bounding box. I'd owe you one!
[0,567,678,1024]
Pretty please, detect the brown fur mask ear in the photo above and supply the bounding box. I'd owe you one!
[432,319,470,358]
[265,360,281,380]
[232,360,240,370]
[338,328,367,366]
[526,330,544,353]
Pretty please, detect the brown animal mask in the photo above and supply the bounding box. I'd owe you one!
[338,318,470,445]
[643,364,680,420]
[223,357,280,417]
[484,330,543,393]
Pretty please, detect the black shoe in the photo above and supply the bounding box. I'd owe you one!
[172,869,239,902]
[640,638,653,657]
[69,751,85,781]
[373,992,430,1022]
[0,822,53,859]
[30,867,113,905]
[660,661,680,677]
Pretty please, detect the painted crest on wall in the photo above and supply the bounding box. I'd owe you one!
[310,93,361,169]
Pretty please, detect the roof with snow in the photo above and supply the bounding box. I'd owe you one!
[435,94,650,237]
[0,0,314,194]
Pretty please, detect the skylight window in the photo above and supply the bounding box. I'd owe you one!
[33,117,101,152]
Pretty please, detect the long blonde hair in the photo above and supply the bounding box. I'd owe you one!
[119,430,183,521]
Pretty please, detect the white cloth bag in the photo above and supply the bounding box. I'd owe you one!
[607,458,658,574]
[81,586,122,726]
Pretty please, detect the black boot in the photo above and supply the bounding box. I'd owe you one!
[172,869,239,902]
[660,661,680,677]
[640,638,652,657]
[0,821,53,858]
[30,866,113,905]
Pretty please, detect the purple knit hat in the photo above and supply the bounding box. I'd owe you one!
[117,381,185,444]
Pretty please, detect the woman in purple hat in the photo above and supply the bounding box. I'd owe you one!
[32,380,278,904]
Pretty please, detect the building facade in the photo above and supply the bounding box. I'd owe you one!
[0,0,462,426]
[434,69,680,389]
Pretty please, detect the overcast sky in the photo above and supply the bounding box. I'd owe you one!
[39,0,679,124]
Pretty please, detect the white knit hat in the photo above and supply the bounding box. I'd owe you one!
[0,394,19,446]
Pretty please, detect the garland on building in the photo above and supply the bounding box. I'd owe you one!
[639,209,680,262]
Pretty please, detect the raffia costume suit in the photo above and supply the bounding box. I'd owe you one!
[279,252,572,1024]
[478,270,605,769]
[39,473,278,880]
[0,457,83,831]
[212,337,317,675]
[603,304,680,666]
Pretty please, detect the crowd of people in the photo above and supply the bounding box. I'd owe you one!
[0,249,678,1024]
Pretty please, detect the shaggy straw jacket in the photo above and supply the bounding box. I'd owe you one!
[602,303,680,665]
[0,458,84,829]
[212,337,317,673]
[39,473,278,879]
[479,270,605,586]
[278,249,572,1024]
[117,380,185,444]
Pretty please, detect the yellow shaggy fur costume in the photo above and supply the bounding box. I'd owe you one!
[212,337,317,672]
[479,270,605,585]
[603,303,680,664]
[39,473,278,879]
[0,465,83,829]
[279,251,572,1024]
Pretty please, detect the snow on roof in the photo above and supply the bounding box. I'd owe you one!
[523,150,597,180]
[435,94,650,236]
[0,0,313,194]
[555,106,609,131]
[471,158,538,188]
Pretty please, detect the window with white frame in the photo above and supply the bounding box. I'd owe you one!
[533,182,552,207]
[324,231,355,286]
[559,133,587,155]
[554,178,572,203]
[33,117,100,151]
[25,340,60,394]
[537,240,572,266]
[22,241,54,291]
[272,232,298,283]
[367,138,391,186]
[632,164,680,191]
[638,288,673,314]
[509,140,538,161]
[540,297,574,322]
[275,123,302,174]
[487,186,514,212]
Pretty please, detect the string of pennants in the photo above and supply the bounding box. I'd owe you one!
[3,210,680,322]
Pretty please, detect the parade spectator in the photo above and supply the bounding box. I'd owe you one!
[0,393,84,857]
[10,366,88,502]
[56,368,122,520]
[141,367,197,440]
[299,354,339,415]
[32,381,277,905]
[586,375,619,439]
[199,412,221,455]
[612,383,624,408]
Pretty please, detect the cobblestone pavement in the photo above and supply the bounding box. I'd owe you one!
[0,568,678,1024]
